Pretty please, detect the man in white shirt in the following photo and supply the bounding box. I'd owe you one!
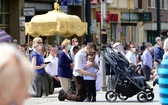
[45,45,61,88]
[125,44,137,66]
[58,42,98,102]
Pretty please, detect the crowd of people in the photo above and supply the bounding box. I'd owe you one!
[1,36,168,105]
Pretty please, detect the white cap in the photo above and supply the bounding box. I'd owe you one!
[113,42,122,48]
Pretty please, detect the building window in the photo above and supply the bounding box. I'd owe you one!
[151,0,156,8]
[148,0,151,7]
[160,0,164,9]
[148,0,156,8]
[0,0,10,33]
[138,0,142,9]
[164,0,168,9]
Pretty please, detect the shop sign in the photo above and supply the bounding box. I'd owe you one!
[19,16,25,27]
[23,7,35,16]
[121,12,152,22]
[91,20,96,34]
[110,14,118,21]
[139,12,152,21]
[121,12,139,21]
[96,11,118,22]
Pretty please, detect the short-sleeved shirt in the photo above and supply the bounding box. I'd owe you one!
[73,49,87,77]
[30,51,45,74]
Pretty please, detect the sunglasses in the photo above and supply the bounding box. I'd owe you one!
[90,50,96,54]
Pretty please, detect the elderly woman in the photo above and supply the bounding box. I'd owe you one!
[30,37,46,97]
[0,43,32,105]
[58,39,74,92]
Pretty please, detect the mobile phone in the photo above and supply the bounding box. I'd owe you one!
[44,62,51,64]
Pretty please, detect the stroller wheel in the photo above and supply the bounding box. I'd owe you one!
[105,91,117,102]
[137,92,147,102]
[118,93,128,101]
[146,91,154,101]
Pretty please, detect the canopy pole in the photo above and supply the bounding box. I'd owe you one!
[27,34,30,58]
[46,37,48,45]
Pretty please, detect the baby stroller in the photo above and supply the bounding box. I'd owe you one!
[100,47,154,102]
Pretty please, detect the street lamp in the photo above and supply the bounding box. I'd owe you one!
[85,0,92,43]
[100,0,107,91]
[157,0,161,37]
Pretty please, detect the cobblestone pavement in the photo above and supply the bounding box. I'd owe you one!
[24,82,160,105]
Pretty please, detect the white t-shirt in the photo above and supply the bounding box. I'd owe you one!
[45,55,58,76]
[125,51,137,65]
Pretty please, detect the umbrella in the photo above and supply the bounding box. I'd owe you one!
[0,29,12,42]
[25,1,87,37]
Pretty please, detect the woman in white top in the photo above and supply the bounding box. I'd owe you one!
[125,44,137,66]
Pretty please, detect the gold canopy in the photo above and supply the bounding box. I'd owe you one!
[25,2,87,37]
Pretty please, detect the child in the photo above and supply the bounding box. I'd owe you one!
[83,54,97,102]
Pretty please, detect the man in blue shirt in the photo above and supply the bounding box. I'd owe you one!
[154,41,164,71]
[141,43,153,81]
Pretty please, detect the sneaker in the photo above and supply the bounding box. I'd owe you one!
[58,89,65,101]
[153,78,158,86]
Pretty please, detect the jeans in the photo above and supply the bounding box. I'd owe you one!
[142,65,151,81]
[32,72,43,97]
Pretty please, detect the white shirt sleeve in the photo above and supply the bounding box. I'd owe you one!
[74,54,83,71]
